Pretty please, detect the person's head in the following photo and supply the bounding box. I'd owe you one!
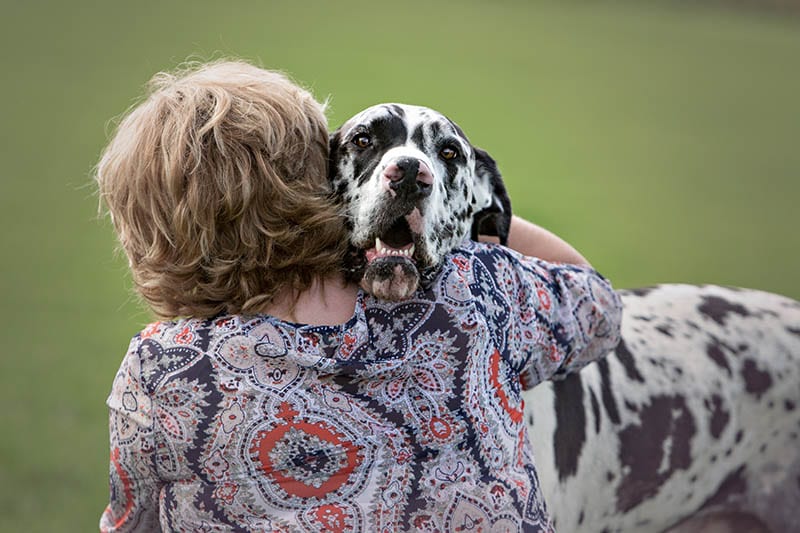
[96,60,347,319]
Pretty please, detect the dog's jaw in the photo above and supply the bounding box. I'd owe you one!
[360,257,419,301]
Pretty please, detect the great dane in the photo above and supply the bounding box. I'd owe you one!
[328,103,800,532]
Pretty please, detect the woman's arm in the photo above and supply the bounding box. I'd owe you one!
[100,337,162,532]
[475,215,621,386]
[480,215,590,267]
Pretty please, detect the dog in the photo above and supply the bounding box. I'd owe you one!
[328,103,800,532]
[329,103,510,301]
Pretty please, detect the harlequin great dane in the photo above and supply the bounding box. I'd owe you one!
[328,103,800,532]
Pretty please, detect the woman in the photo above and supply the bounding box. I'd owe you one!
[96,59,621,532]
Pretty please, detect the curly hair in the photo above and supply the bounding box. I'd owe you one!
[96,60,348,319]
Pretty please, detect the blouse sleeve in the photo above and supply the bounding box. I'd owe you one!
[99,334,162,532]
[475,244,623,389]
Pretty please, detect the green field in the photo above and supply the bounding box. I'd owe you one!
[1,1,799,530]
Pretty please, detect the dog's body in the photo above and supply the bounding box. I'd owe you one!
[329,104,800,532]
[527,284,800,533]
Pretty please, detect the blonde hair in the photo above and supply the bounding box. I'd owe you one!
[96,60,348,319]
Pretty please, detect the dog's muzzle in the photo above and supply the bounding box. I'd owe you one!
[358,156,435,301]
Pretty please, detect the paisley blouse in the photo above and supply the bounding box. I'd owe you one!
[100,241,622,532]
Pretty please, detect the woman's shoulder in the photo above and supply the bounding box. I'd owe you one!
[134,316,219,345]
[428,240,524,302]
[450,239,524,263]
[443,239,527,279]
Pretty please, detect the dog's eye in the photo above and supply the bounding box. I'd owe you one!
[439,146,459,160]
[352,133,372,149]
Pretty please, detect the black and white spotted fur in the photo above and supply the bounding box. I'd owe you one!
[329,104,509,300]
[329,104,800,532]
[528,285,800,533]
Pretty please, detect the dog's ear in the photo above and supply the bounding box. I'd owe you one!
[471,147,512,245]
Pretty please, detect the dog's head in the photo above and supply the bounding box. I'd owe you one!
[329,103,511,300]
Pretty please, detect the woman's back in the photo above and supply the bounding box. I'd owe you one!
[102,241,620,532]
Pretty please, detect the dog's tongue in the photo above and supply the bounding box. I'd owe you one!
[365,237,415,263]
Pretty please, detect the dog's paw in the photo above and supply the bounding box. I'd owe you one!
[360,258,419,301]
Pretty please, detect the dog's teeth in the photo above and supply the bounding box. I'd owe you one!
[409,245,415,256]
[376,237,382,250]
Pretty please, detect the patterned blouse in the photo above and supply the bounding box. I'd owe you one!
[100,241,622,532]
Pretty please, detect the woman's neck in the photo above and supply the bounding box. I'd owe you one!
[263,274,359,326]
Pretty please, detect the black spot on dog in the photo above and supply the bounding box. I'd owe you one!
[615,395,696,513]
[699,465,748,510]
[607,471,615,482]
[787,326,800,338]
[706,341,732,376]
[786,399,796,412]
[578,510,585,525]
[589,389,601,434]
[528,413,535,427]
[698,296,750,326]
[625,400,638,412]
[614,339,645,383]
[597,359,621,425]
[741,359,773,399]
[429,121,441,142]
[410,124,425,149]
[656,324,673,337]
[626,287,656,297]
[553,374,586,482]
[387,104,405,118]
[632,314,654,322]
[735,429,744,444]
[334,180,349,198]
[706,394,730,439]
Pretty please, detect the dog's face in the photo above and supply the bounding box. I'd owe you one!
[329,103,510,300]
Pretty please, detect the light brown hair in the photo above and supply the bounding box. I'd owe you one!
[96,60,347,319]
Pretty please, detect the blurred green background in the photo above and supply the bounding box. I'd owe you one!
[1,1,798,530]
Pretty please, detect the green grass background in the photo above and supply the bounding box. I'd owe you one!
[1,1,798,530]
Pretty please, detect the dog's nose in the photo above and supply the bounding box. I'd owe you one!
[383,157,433,199]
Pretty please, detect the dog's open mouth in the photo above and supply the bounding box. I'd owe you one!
[364,217,416,264]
